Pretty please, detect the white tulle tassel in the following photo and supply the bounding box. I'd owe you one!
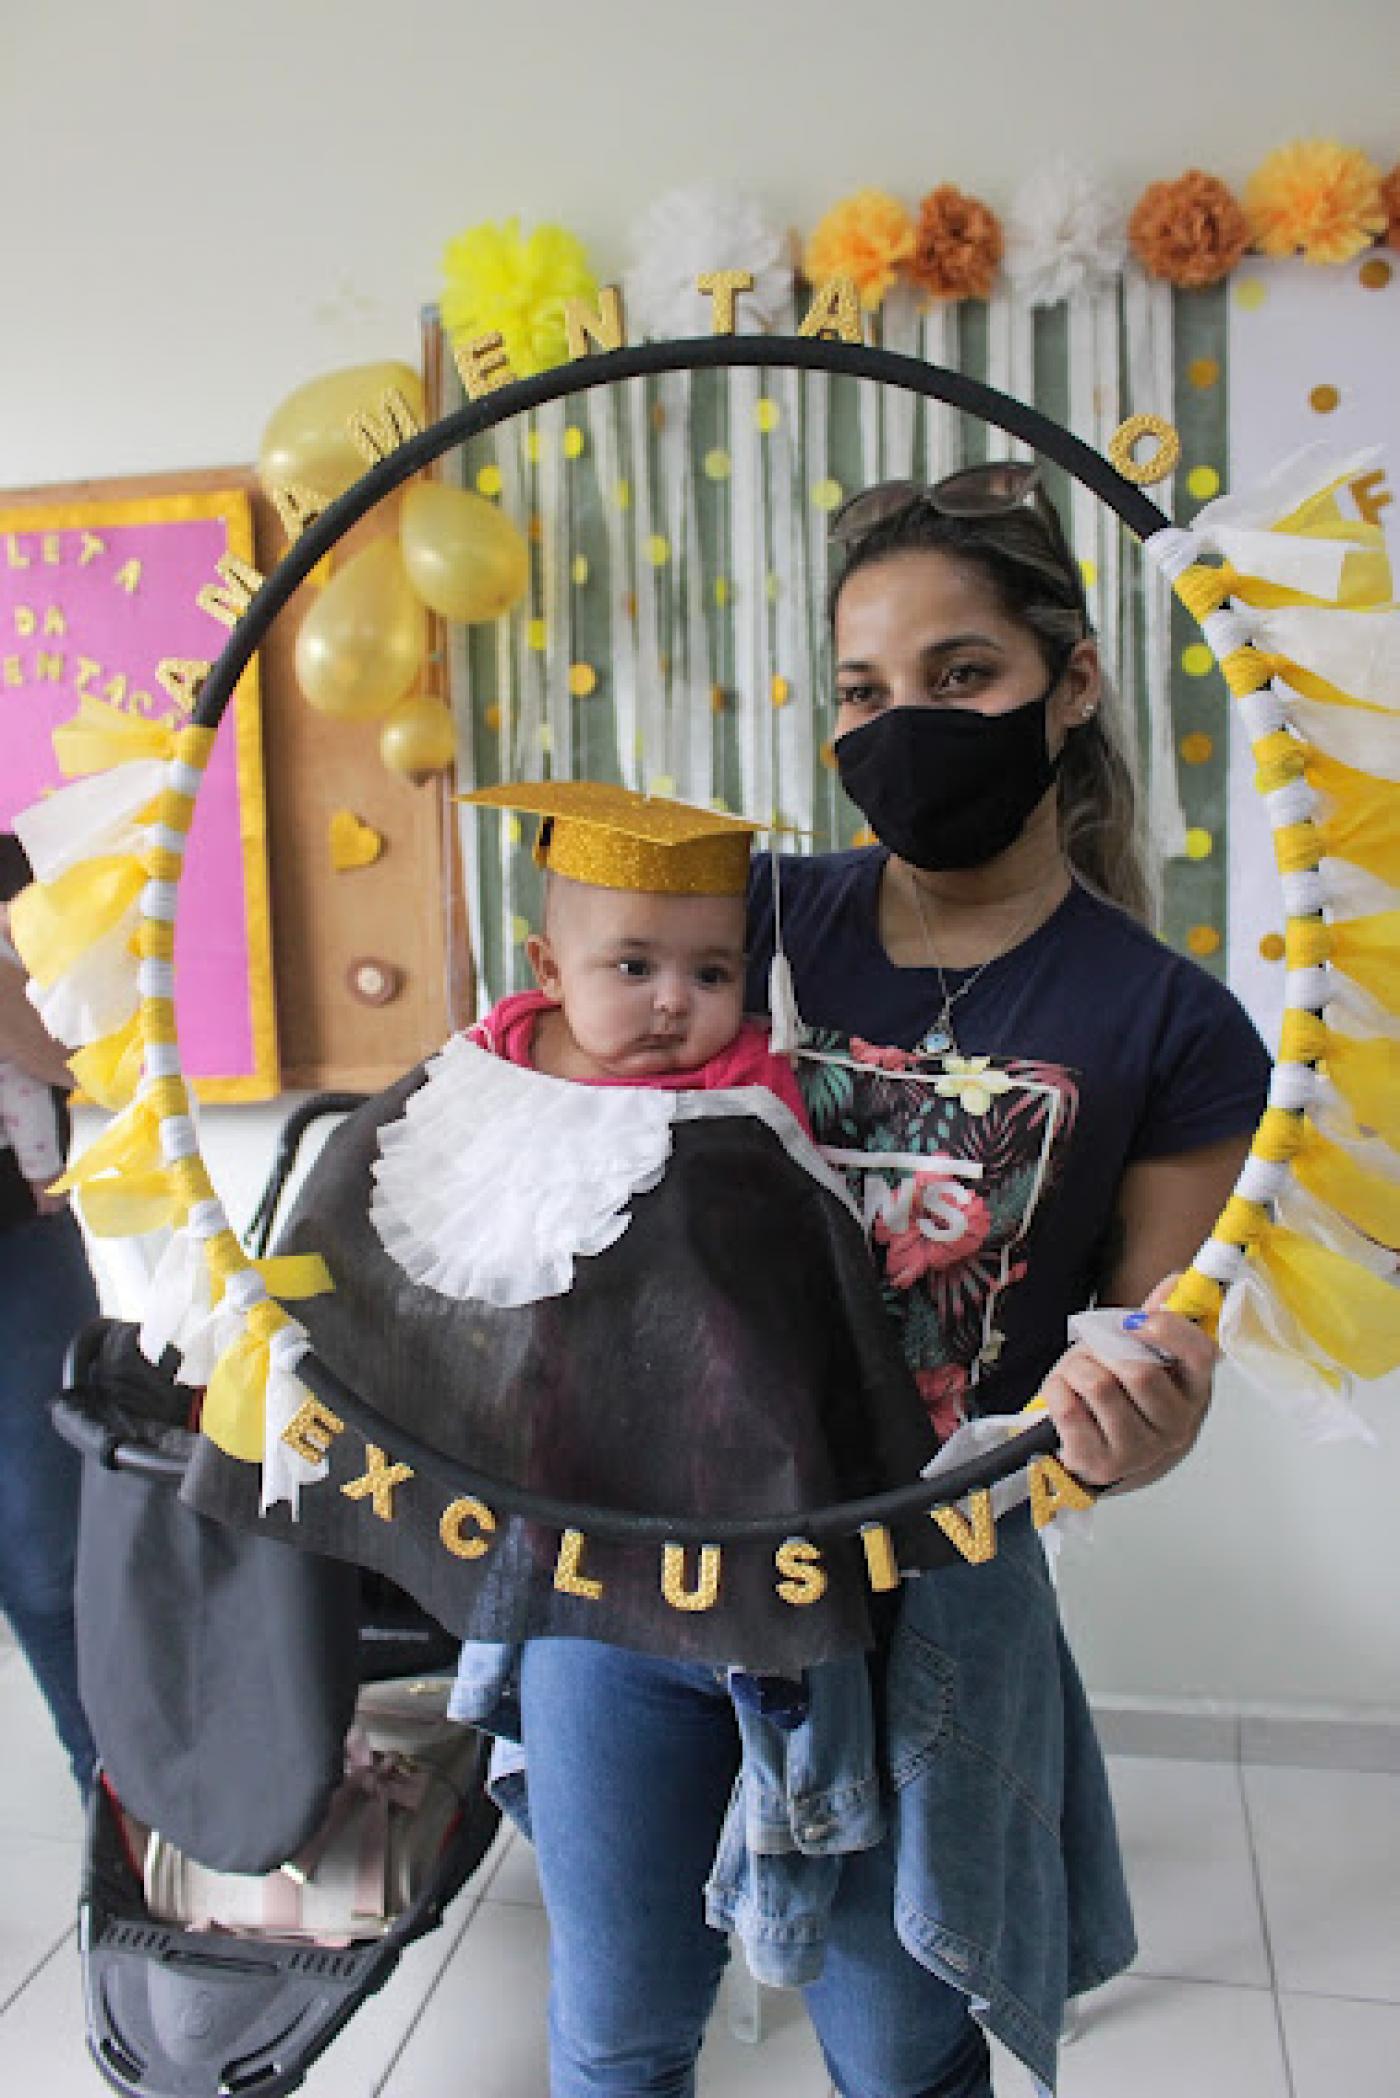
[766,848,803,1055]
[1251,607,1400,713]
[13,762,167,882]
[1218,1262,1376,1445]
[29,919,141,1047]
[138,1199,227,1367]
[260,1327,322,1517]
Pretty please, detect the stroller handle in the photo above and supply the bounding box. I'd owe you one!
[51,1393,188,1484]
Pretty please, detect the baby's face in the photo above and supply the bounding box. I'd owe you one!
[529,879,747,1078]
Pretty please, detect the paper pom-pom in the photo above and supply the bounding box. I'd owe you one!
[1003,158,1127,306]
[905,185,1003,302]
[624,184,793,338]
[441,217,597,377]
[1244,141,1386,265]
[1128,170,1251,288]
[1383,165,1400,251]
[803,189,916,311]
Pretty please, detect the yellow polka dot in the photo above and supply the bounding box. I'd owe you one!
[771,675,791,708]
[1180,731,1214,765]
[523,429,545,464]
[710,796,730,813]
[713,578,731,609]
[1181,643,1215,678]
[526,618,548,652]
[1234,276,1268,310]
[614,479,631,511]
[510,913,530,944]
[538,724,554,753]
[1309,384,1340,415]
[1188,357,1220,390]
[1186,924,1221,957]
[527,514,544,544]
[1360,258,1393,290]
[710,684,728,713]
[819,740,837,771]
[645,535,670,567]
[1079,558,1097,589]
[704,448,732,481]
[475,464,503,497]
[811,478,844,512]
[1185,827,1214,861]
[1187,466,1221,501]
[755,398,781,434]
[571,555,590,586]
[648,774,676,798]
[1258,932,1287,962]
[765,573,781,602]
[568,663,598,698]
[484,704,502,732]
[507,817,523,846]
[852,826,878,849]
[563,425,586,458]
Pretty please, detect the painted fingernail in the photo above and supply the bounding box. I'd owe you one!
[1121,1310,1148,1331]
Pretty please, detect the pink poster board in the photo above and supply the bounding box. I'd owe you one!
[0,490,278,1100]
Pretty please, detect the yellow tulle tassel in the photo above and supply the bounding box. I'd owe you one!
[1305,747,1400,888]
[1280,1012,1400,1146]
[1251,1225,1400,1380]
[9,856,147,987]
[252,1253,334,1302]
[67,1014,146,1111]
[1287,913,1400,1016]
[202,1327,273,1464]
[1293,1125,1400,1251]
[51,695,180,777]
[51,1088,183,1237]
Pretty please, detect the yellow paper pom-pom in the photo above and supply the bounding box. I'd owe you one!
[803,189,916,310]
[441,217,598,377]
[1244,141,1386,266]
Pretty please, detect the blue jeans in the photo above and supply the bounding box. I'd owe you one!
[519,1638,991,2098]
[0,1211,98,1788]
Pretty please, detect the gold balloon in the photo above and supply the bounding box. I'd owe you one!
[295,538,426,719]
[257,362,425,502]
[399,481,529,623]
[380,694,458,784]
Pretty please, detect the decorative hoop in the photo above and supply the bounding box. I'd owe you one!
[45,334,1393,1544]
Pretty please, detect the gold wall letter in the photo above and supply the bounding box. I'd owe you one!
[660,1542,722,1612]
[440,1496,498,1560]
[696,270,754,335]
[564,285,626,358]
[774,1537,828,1607]
[931,1491,998,1565]
[279,1396,344,1466]
[797,276,863,345]
[554,1528,604,1600]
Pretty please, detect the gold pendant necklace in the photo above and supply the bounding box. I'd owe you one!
[904,868,1043,1059]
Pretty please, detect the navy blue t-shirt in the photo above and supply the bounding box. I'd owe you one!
[746,849,1270,1421]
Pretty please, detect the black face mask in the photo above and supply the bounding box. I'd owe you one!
[835,684,1062,871]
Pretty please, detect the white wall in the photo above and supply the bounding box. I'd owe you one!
[8,0,1400,1716]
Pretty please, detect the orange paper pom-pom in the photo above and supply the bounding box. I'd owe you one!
[803,189,916,310]
[1244,140,1386,265]
[1128,170,1250,288]
[1383,165,1400,251]
[905,185,1003,302]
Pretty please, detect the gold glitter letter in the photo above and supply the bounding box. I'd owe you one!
[196,554,265,630]
[697,270,754,335]
[270,483,329,544]
[1027,1456,1095,1530]
[554,1528,604,1600]
[340,1442,415,1522]
[564,285,626,359]
[280,1396,344,1466]
[440,1496,497,1560]
[931,1491,998,1565]
[859,1522,900,1593]
[660,1542,722,1613]
[797,277,862,345]
[775,1537,827,1607]
[346,387,423,468]
[155,659,211,713]
[452,332,519,400]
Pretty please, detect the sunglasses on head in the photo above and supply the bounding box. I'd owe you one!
[827,461,1046,547]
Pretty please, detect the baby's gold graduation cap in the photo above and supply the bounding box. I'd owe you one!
[458,780,761,896]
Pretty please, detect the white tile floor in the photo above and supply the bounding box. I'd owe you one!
[2,1637,1398,2097]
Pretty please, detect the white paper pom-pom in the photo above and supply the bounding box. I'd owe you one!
[1003,158,1127,307]
[624,184,794,340]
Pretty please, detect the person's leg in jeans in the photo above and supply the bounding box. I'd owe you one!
[0,1211,98,1789]
[520,1639,740,2098]
[804,1837,993,2098]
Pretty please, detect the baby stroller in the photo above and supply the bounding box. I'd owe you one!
[51,1096,502,2098]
